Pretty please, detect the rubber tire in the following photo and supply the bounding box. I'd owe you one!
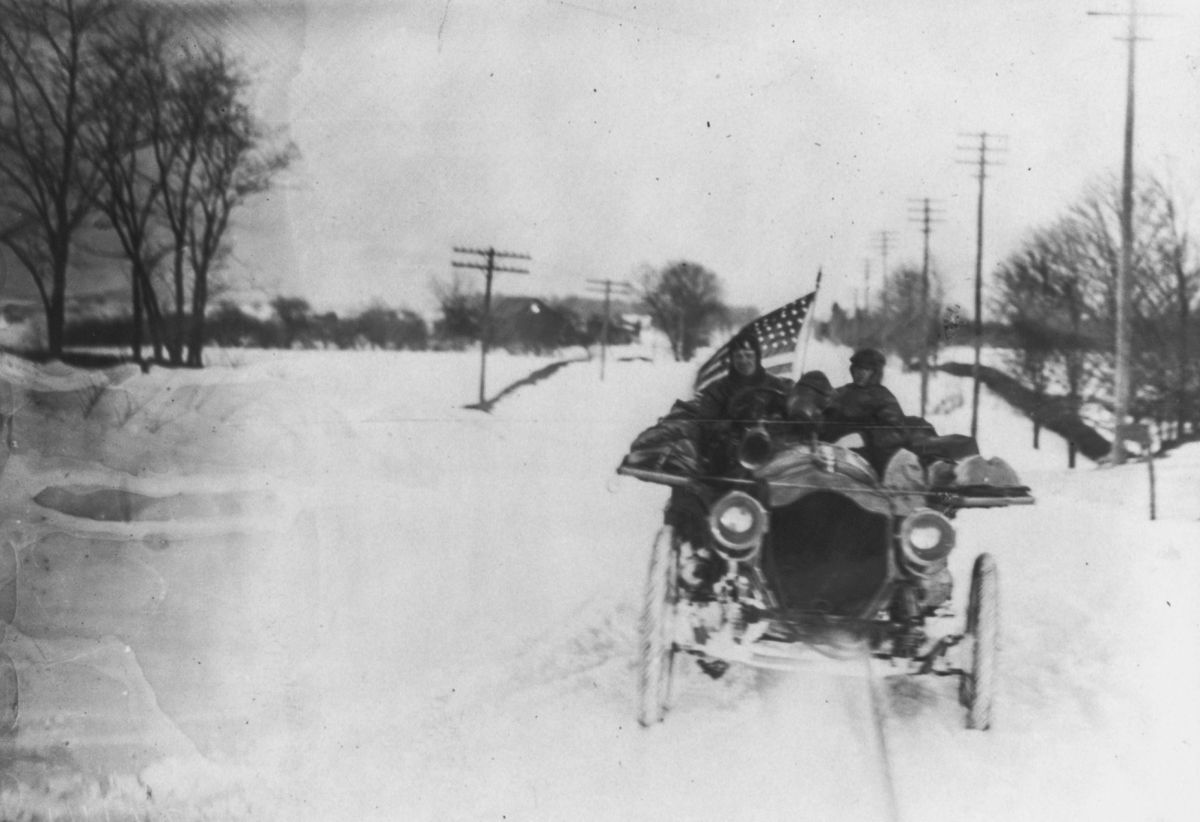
[637,525,680,727]
[960,553,998,730]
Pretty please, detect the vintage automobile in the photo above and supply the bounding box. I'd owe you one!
[618,385,1033,731]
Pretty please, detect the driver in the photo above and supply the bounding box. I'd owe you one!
[695,331,792,474]
[668,330,789,613]
[823,347,910,474]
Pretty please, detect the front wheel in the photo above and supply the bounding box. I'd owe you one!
[959,553,999,730]
[637,526,680,726]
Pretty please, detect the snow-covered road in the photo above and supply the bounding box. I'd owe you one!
[1,344,1198,821]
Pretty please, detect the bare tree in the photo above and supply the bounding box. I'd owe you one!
[178,47,294,367]
[877,263,945,369]
[638,260,727,362]
[431,273,483,344]
[110,27,289,367]
[1067,176,1200,434]
[1144,176,1198,438]
[78,6,293,368]
[149,43,202,364]
[86,4,172,364]
[270,295,311,349]
[0,0,117,355]
[993,230,1088,447]
[996,173,1200,446]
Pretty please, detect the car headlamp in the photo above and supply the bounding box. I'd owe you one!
[909,525,943,551]
[898,509,956,574]
[719,505,755,535]
[709,491,768,562]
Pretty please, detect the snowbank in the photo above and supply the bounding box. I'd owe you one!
[0,343,1195,821]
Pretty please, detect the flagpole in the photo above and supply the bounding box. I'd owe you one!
[795,269,823,378]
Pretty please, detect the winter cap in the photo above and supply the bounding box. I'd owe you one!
[728,332,762,368]
[850,348,886,369]
[796,370,833,399]
[731,332,760,354]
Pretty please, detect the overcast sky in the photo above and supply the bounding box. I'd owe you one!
[47,0,1200,319]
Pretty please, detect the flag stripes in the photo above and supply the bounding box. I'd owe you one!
[693,288,817,394]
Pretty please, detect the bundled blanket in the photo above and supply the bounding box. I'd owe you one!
[619,401,1031,504]
[619,399,705,479]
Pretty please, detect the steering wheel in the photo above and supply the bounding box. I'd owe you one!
[727,385,789,427]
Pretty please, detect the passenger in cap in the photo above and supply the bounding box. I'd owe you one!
[785,370,835,439]
[824,348,910,474]
[667,331,793,590]
[694,331,792,473]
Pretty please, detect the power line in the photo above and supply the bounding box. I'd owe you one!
[1087,0,1172,464]
[907,197,946,418]
[861,258,871,314]
[452,246,531,407]
[586,278,634,380]
[956,132,1007,442]
[872,230,897,298]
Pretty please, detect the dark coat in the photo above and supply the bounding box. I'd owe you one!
[824,382,909,472]
[696,369,792,430]
[694,335,791,472]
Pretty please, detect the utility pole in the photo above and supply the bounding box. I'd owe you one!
[871,231,896,348]
[957,132,1007,441]
[452,246,530,406]
[862,258,871,315]
[1088,1,1167,464]
[872,231,896,320]
[908,197,945,419]
[586,278,633,380]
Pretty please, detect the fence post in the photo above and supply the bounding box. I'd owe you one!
[1118,423,1155,520]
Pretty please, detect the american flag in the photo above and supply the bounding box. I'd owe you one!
[693,278,820,394]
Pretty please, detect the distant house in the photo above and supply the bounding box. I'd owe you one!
[64,289,127,321]
[553,295,642,346]
[610,313,644,345]
[0,299,42,350]
[0,302,37,326]
[228,301,276,323]
[489,296,584,354]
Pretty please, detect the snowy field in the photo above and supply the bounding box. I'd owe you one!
[0,341,1197,821]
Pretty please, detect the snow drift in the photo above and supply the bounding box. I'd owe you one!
[0,343,1196,821]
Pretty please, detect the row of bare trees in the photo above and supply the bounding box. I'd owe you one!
[825,264,951,369]
[0,0,292,366]
[431,260,731,362]
[993,173,1199,444]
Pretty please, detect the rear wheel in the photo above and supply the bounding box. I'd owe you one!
[637,526,680,726]
[959,553,998,729]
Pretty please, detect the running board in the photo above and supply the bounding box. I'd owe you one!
[680,637,927,678]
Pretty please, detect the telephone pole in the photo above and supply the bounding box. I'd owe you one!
[872,230,897,305]
[586,278,633,380]
[908,197,945,418]
[1088,1,1168,464]
[870,231,897,346]
[452,246,530,406]
[862,259,871,315]
[957,132,1007,441]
